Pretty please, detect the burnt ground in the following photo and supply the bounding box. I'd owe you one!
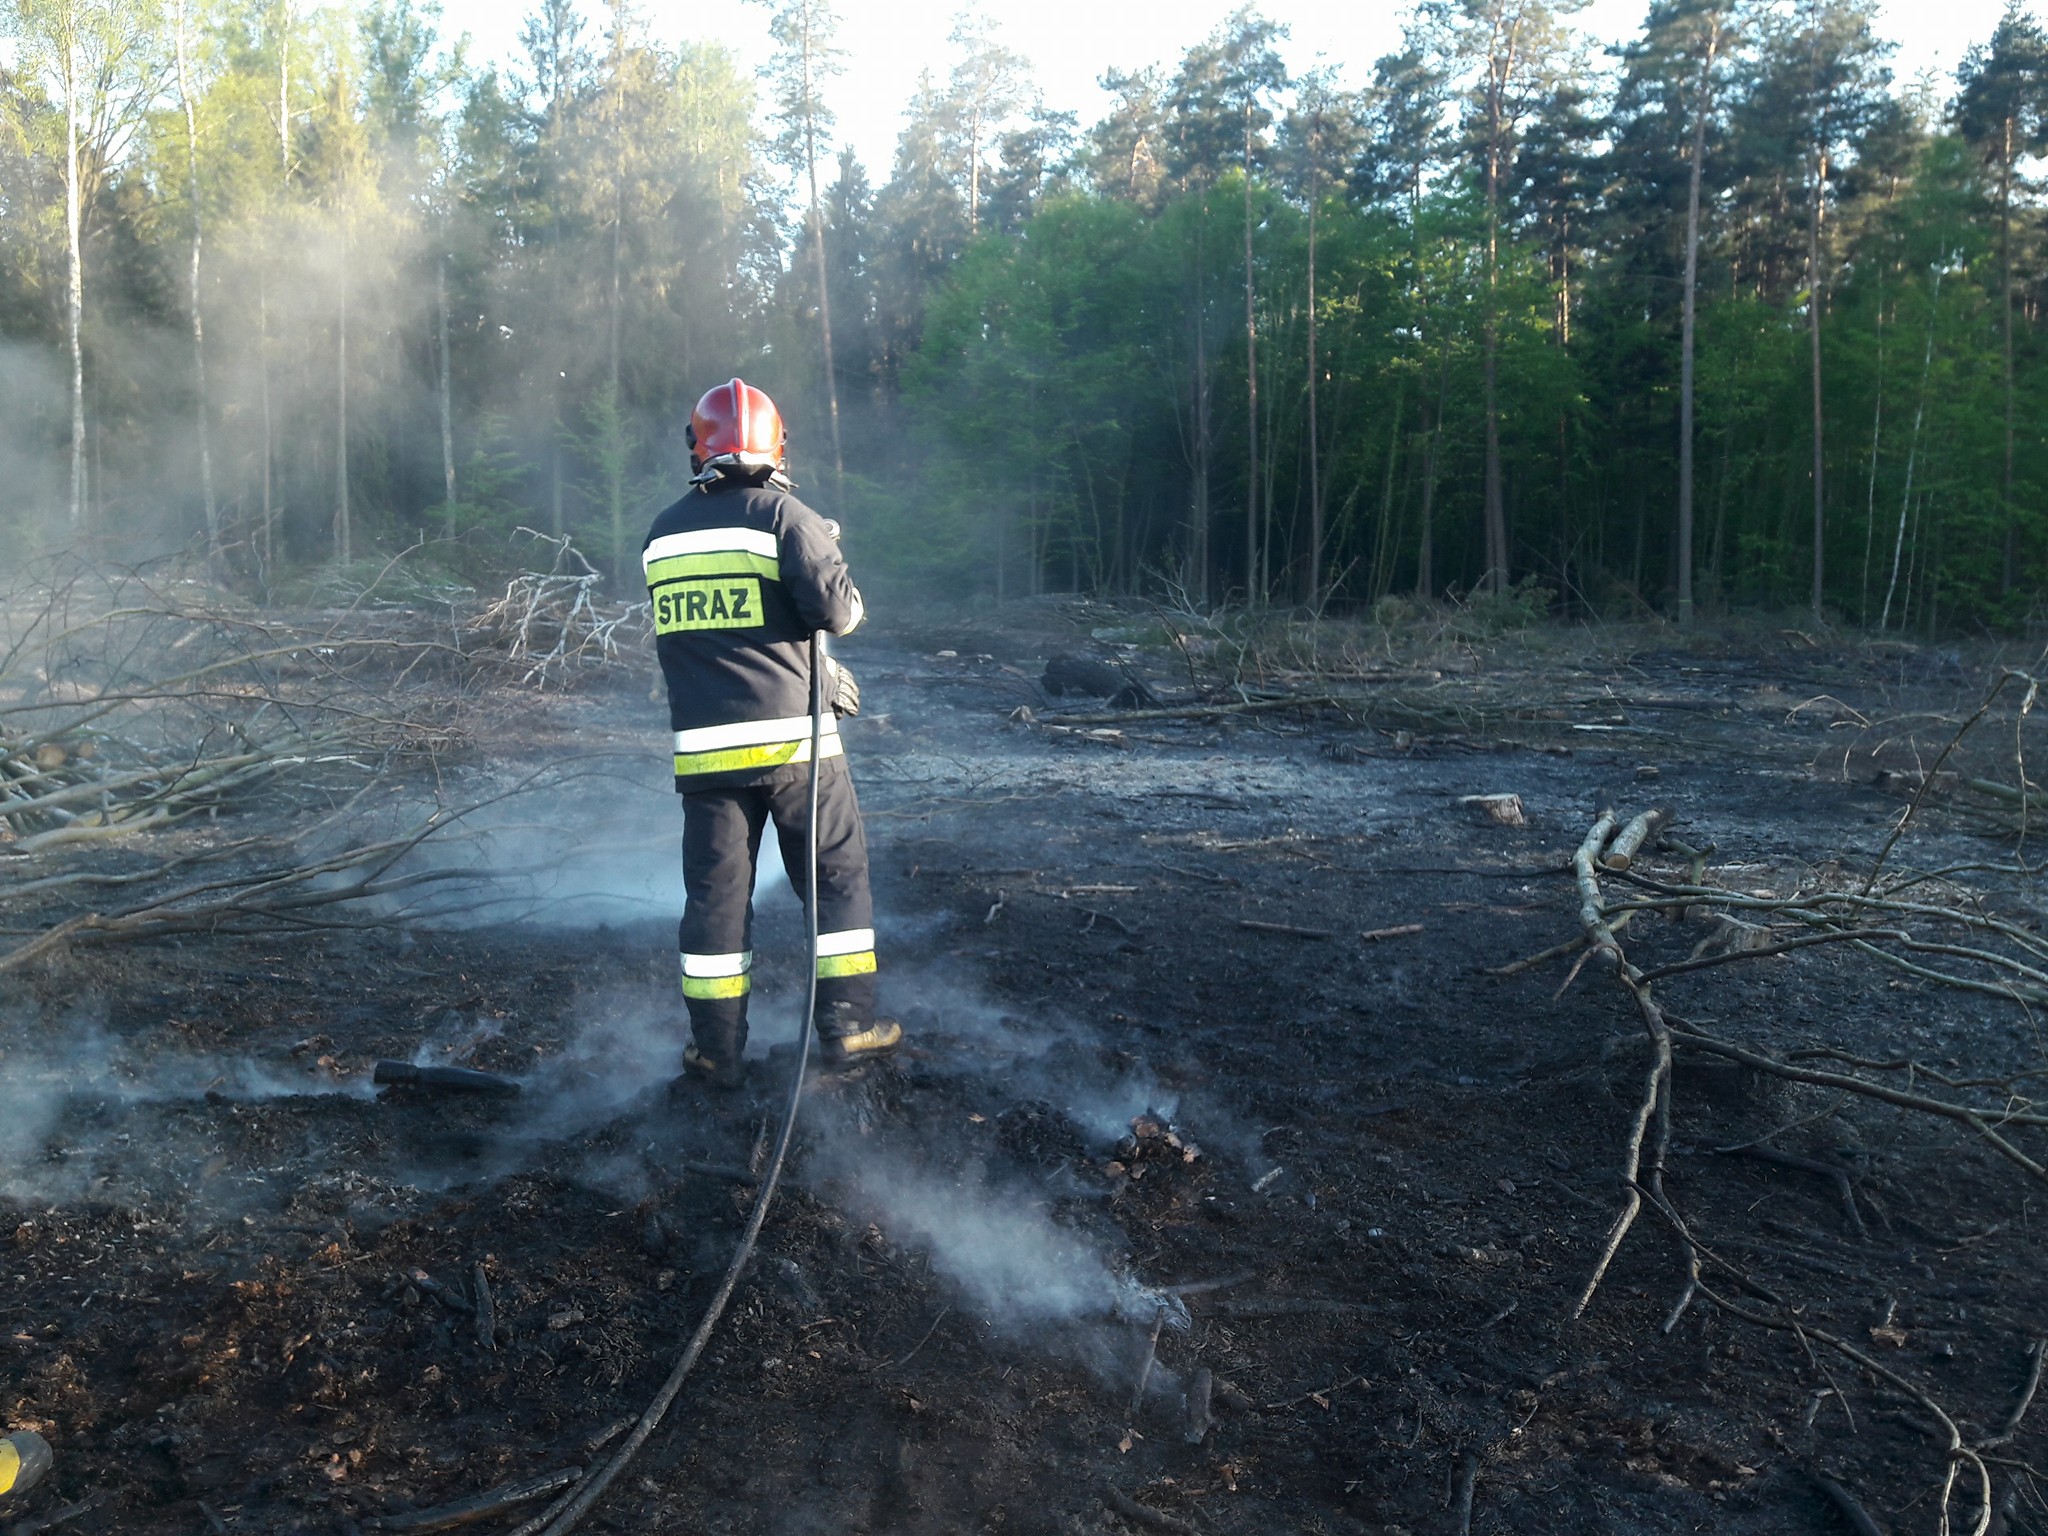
[5,602,2048,1536]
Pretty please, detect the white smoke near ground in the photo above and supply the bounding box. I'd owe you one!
[0,1001,374,1207]
[392,772,790,930]
[810,1126,1180,1334]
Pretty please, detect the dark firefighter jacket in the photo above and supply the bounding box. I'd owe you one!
[642,477,866,791]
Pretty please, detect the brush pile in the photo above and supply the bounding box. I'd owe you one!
[465,531,650,689]
[0,558,487,971]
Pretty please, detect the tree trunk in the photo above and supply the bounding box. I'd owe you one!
[174,0,219,563]
[1242,110,1260,605]
[2000,116,2016,595]
[64,7,84,527]
[967,102,980,237]
[1371,378,1404,601]
[1676,15,1721,632]
[609,131,626,587]
[1417,399,1439,599]
[800,18,845,510]
[1807,145,1827,620]
[1190,214,1212,606]
[335,233,350,565]
[1479,26,1513,595]
[1881,269,1942,630]
[1862,269,1885,623]
[437,255,456,514]
[277,0,290,175]
[259,276,274,575]
[1304,136,1322,610]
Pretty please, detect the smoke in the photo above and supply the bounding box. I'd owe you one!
[0,343,65,550]
[393,774,790,930]
[0,1000,372,1207]
[808,1114,1179,1335]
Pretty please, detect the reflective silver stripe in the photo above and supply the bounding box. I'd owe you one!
[838,588,866,635]
[673,713,841,754]
[681,951,751,978]
[644,528,780,568]
[816,928,874,958]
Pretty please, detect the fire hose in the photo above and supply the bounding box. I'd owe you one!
[515,634,829,1536]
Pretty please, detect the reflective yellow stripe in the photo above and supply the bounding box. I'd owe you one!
[674,733,843,778]
[646,551,780,585]
[683,973,750,1000]
[0,1439,19,1494]
[817,950,876,979]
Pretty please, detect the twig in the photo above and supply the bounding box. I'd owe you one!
[1100,1488,1198,1534]
[1238,919,1333,939]
[3,1488,107,1535]
[1129,1306,1167,1419]
[365,1468,585,1533]
[1081,907,1137,936]
[1981,1339,2047,1450]
[886,1306,950,1371]
[1864,672,2029,895]
[1666,1027,2048,1184]
[1570,810,1682,1322]
[1807,1469,1886,1536]
[1056,695,1342,727]
[472,1262,495,1352]
[1718,1145,1868,1240]
[1261,1372,1368,1412]
[1360,923,1425,942]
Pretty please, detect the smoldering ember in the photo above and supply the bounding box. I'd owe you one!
[8,0,2048,1534]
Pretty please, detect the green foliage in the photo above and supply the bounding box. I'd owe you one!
[5,0,2048,631]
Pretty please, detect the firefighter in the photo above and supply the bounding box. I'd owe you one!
[644,378,902,1089]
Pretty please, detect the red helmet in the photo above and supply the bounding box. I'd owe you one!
[688,378,785,476]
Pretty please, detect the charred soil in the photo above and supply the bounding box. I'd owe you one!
[5,602,2048,1536]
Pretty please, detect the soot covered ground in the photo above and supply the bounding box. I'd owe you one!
[5,604,2046,1535]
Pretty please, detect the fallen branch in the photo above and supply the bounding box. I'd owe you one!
[1601,804,1673,872]
[366,1468,584,1533]
[1101,1489,1198,1535]
[1050,695,1343,727]
[1238,918,1334,939]
[1980,1338,2046,1450]
[1452,1451,1481,1536]
[1806,1469,1886,1536]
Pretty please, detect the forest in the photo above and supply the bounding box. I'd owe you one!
[4,0,2048,631]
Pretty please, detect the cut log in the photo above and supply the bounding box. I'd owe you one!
[1601,804,1674,871]
[1459,793,1527,827]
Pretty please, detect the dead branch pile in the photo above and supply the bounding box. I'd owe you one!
[1510,797,2048,1536]
[0,562,466,857]
[0,558,504,970]
[465,531,650,689]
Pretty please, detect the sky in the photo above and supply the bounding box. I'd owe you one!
[443,0,2001,184]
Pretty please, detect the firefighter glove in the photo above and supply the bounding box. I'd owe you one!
[826,657,861,717]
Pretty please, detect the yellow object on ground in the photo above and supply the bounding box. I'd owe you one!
[0,1430,52,1509]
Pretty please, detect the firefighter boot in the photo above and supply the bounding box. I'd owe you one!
[674,1018,748,1093]
[816,1002,903,1069]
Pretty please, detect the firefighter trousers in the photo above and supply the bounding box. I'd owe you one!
[677,756,877,1063]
